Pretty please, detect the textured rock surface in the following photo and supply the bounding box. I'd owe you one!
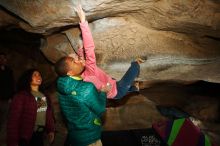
[0,0,220,145]
[1,0,220,82]
[0,0,220,35]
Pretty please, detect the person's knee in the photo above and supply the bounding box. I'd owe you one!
[131,61,140,71]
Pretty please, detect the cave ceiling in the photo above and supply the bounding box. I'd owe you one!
[1,0,220,82]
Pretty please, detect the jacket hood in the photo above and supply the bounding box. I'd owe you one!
[57,76,79,95]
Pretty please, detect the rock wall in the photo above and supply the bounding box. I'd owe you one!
[0,0,220,145]
[0,0,220,82]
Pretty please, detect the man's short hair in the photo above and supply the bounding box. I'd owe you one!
[55,56,69,76]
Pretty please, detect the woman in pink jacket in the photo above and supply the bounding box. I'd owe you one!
[55,5,144,100]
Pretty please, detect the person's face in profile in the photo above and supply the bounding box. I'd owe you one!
[66,56,85,76]
[31,71,42,86]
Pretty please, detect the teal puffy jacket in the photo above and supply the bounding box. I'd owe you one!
[57,76,106,146]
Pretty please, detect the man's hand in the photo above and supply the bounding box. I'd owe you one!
[74,4,86,23]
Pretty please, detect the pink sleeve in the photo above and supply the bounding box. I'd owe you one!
[79,21,96,69]
[77,47,85,59]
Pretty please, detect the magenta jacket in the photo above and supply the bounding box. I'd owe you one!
[79,21,117,99]
[7,90,55,146]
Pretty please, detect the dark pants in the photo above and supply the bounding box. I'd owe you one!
[19,130,45,146]
[29,131,44,146]
[114,61,140,99]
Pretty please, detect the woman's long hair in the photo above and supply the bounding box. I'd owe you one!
[17,68,41,92]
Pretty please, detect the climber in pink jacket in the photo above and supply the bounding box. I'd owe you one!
[55,5,144,99]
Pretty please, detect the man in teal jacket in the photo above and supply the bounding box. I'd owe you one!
[55,4,110,146]
[57,75,107,146]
